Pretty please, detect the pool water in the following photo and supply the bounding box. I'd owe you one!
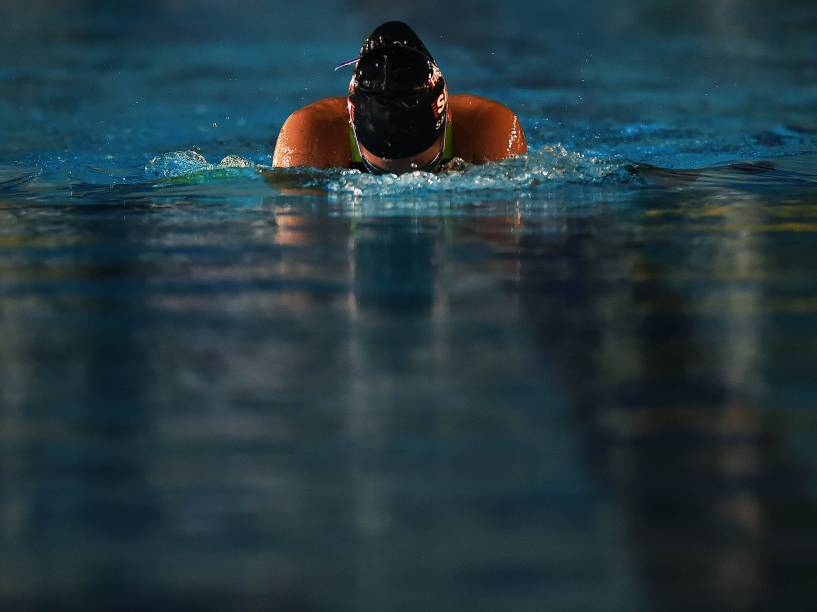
[2,1,817,610]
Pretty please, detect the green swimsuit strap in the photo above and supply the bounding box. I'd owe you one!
[349,121,454,164]
[349,125,363,163]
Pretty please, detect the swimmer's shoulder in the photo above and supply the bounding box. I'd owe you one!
[449,94,527,163]
[273,97,351,168]
[272,94,527,168]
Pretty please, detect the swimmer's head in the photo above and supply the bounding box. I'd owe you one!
[347,21,448,173]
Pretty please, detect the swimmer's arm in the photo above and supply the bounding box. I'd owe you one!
[449,94,527,164]
[272,97,351,168]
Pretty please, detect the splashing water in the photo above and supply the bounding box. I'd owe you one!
[138,144,817,208]
[145,150,256,179]
[325,145,631,199]
[137,145,632,202]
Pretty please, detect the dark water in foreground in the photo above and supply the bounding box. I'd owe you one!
[2,1,817,611]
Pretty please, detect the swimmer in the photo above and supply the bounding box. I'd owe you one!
[272,21,527,174]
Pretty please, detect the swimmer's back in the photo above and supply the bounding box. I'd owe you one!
[272,95,527,169]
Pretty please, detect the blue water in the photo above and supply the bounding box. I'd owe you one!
[3,1,817,610]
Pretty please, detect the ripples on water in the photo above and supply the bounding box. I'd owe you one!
[3,1,817,611]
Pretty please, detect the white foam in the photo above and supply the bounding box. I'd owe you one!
[326,145,629,199]
[143,146,629,197]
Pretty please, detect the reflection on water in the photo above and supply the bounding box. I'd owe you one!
[3,0,817,609]
[509,186,817,611]
[3,179,817,610]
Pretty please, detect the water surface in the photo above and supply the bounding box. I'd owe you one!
[2,1,817,610]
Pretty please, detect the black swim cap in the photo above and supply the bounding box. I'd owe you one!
[348,21,448,160]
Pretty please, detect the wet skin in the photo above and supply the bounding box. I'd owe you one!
[272,94,527,170]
